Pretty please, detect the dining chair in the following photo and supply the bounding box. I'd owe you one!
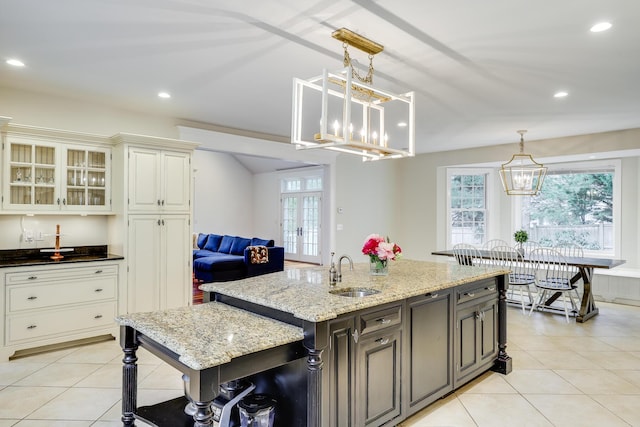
[555,243,584,296]
[452,243,481,266]
[490,245,535,314]
[528,248,577,323]
[482,239,510,265]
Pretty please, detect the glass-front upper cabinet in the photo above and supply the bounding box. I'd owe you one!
[3,136,111,213]
[5,140,58,210]
[65,147,110,210]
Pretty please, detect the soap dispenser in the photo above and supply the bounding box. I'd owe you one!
[329,252,337,286]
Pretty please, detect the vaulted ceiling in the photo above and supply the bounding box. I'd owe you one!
[2,0,640,154]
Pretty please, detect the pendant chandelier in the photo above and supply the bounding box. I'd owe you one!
[499,130,547,195]
[291,28,415,161]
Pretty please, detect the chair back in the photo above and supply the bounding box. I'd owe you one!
[555,243,584,258]
[452,243,481,266]
[484,239,510,251]
[530,248,572,290]
[491,245,535,285]
[521,241,541,255]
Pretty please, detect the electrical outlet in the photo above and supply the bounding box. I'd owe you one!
[35,231,44,241]
[24,229,34,242]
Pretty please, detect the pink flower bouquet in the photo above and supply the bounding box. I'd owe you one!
[362,234,402,271]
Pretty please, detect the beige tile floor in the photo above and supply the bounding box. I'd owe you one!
[0,301,639,426]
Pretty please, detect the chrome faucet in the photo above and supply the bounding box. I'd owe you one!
[336,254,353,282]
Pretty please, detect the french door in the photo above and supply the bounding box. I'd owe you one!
[282,192,322,263]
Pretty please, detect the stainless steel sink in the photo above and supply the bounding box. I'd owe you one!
[329,287,381,297]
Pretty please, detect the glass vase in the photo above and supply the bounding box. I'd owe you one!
[370,259,389,276]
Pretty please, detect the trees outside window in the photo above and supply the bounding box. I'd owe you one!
[520,166,615,253]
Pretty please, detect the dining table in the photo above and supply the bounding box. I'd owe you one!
[432,249,625,322]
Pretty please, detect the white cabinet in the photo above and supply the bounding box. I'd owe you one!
[128,147,190,213]
[1,262,120,361]
[108,133,197,314]
[127,214,191,313]
[2,129,112,213]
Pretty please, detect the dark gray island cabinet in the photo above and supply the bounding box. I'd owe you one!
[200,260,512,427]
[117,261,510,427]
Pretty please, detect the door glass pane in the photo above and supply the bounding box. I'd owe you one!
[302,195,320,256]
[282,196,298,254]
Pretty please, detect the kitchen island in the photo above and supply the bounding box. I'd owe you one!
[118,259,510,426]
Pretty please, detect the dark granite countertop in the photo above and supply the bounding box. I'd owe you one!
[0,245,124,268]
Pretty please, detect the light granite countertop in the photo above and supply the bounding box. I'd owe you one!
[115,302,304,370]
[201,259,508,322]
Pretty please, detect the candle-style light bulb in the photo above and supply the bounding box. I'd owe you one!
[372,131,378,145]
[360,128,366,143]
[349,123,354,140]
[333,120,340,137]
[384,133,389,147]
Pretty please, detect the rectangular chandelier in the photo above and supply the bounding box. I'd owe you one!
[291,29,415,162]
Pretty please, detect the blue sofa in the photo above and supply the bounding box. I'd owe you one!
[193,233,285,283]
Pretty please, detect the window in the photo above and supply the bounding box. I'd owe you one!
[517,160,618,256]
[281,175,322,193]
[447,170,489,246]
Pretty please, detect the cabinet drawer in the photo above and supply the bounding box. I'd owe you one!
[8,276,117,313]
[5,264,118,285]
[7,302,117,343]
[456,280,497,305]
[359,304,402,336]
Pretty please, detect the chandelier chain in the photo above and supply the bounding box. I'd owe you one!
[343,44,374,84]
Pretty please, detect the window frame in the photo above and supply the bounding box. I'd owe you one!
[446,167,496,248]
[512,159,621,258]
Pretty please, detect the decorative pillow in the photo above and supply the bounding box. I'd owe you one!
[197,233,209,249]
[251,237,274,247]
[217,235,235,254]
[248,246,269,264]
[230,237,252,255]
[204,234,223,252]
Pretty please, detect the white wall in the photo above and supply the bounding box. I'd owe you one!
[333,155,399,260]
[193,150,254,236]
[0,86,179,138]
[0,215,108,250]
[252,171,284,245]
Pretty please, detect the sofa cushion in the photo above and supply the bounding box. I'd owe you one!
[218,235,235,254]
[196,233,209,249]
[204,234,223,252]
[193,253,245,272]
[251,237,275,247]
[193,249,216,258]
[230,237,252,255]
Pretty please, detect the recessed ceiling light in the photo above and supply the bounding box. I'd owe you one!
[554,91,568,98]
[590,22,612,32]
[6,59,25,67]
[397,122,408,127]
[158,92,171,99]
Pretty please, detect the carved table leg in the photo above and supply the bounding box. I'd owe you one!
[306,347,323,427]
[192,400,214,427]
[493,274,512,375]
[121,326,138,426]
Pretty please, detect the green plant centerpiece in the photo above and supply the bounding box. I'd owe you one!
[514,229,528,255]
